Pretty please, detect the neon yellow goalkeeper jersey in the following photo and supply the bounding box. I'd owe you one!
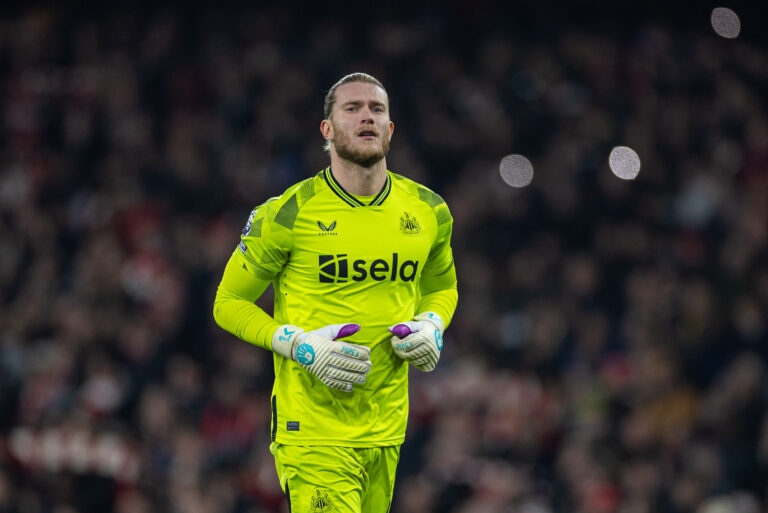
[231,168,456,447]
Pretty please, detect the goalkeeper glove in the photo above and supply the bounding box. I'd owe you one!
[388,312,444,372]
[271,323,371,392]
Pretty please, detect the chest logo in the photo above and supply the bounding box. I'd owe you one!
[400,212,421,234]
[319,253,419,283]
[317,220,338,235]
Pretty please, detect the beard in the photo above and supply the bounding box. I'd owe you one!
[332,123,391,168]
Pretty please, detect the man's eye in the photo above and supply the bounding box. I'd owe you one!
[346,106,357,111]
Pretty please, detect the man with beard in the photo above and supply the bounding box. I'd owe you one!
[213,73,458,512]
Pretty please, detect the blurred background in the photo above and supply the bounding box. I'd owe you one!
[1,1,767,512]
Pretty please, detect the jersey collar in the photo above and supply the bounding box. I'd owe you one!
[322,167,391,207]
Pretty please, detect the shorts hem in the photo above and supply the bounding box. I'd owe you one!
[273,437,405,447]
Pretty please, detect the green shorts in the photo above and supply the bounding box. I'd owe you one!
[270,443,401,513]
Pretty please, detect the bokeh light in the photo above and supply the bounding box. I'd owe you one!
[711,7,741,38]
[499,154,534,188]
[609,146,641,180]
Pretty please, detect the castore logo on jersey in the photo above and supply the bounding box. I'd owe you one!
[317,220,338,235]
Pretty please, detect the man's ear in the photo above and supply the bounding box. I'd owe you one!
[320,119,333,141]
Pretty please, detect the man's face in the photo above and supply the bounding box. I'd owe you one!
[323,82,394,168]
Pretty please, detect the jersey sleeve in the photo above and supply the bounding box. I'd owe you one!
[419,200,458,326]
[422,200,454,279]
[231,197,293,281]
[213,191,298,350]
[213,254,281,350]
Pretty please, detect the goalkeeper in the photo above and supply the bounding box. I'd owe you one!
[213,72,458,513]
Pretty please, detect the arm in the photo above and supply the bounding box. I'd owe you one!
[418,260,458,329]
[213,201,371,392]
[390,202,458,371]
[213,253,281,350]
[418,197,458,324]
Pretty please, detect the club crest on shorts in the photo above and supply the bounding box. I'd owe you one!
[311,488,334,512]
[400,212,421,234]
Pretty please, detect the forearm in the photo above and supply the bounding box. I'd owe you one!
[212,255,281,350]
[213,290,281,350]
[418,263,458,328]
[417,288,458,328]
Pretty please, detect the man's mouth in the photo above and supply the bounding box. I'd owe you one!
[358,130,378,139]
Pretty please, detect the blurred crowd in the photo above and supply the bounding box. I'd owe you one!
[1,4,767,513]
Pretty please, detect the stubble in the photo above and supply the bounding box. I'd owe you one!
[332,122,391,168]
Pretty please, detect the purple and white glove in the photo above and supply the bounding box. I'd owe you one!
[388,312,444,372]
[272,323,371,392]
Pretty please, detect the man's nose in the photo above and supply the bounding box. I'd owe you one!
[360,107,375,121]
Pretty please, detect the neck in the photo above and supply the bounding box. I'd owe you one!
[329,153,388,196]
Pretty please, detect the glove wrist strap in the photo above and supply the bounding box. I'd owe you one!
[271,325,303,359]
[415,311,444,334]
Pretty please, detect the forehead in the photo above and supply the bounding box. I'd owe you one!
[334,81,388,105]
